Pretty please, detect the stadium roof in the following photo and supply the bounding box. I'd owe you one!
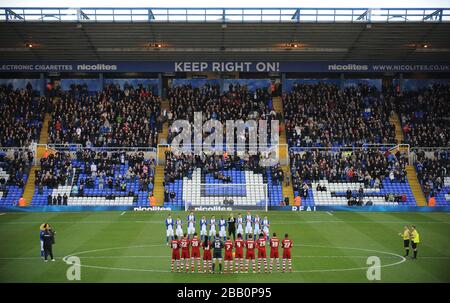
[0,7,449,62]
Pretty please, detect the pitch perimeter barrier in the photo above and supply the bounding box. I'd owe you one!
[1,205,449,212]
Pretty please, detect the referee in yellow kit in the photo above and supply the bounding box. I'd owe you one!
[398,225,411,257]
[410,225,420,259]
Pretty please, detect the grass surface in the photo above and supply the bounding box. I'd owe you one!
[0,211,449,282]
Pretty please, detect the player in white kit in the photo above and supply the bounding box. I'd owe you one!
[262,216,270,240]
[219,216,227,241]
[236,213,244,238]
[209,215,217,237]
[175,216,183,238]
[245,211,253,239]
[187,212,196,239]
[253,214,261,236]
[165,214,174,245]
[200,215,208,241]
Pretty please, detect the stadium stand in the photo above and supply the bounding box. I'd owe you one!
[414,149,450,206]
[0,85,47,147]
[166,84,278,143]
[163,150,282,207]
[283,83,396,147]
[397,84,450,147]
[0,7,449,209]
[289,149,415,206]
[31,150,156,206]
[0,149,33,206]
[48,84,162,147]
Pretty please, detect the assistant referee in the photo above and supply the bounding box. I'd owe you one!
[399,225,411,257]
[410,226,420,259]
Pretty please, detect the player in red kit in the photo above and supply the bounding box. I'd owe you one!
[202,236,212,273]
[269,232,280,272]
[180,233,190,272]
[245,234,256,273]
[234,233,245,273]
[256,233,268,273]
[170,235,181,272]
[190,232,201,273]
[224,236,234,273]
[281,233,293,272]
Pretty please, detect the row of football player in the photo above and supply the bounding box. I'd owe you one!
[170,232,293,274]
[165,212,271,244]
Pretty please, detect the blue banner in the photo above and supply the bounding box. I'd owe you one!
[1,61,449,73]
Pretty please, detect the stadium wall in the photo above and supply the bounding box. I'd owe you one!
[1,205,449,213]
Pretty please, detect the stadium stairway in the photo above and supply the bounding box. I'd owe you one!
[406,165,427,206]
[272,96,295,203]
[281,166,295,205]
[391,112,426,206]
[153,166,165,205]
[390,112,405,143]
[23,111,55,205]
[272,97,288,165]
[158,100,170,145]
[22,165,39,204]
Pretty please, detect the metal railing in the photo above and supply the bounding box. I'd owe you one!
[156,143,288,166]
[1,7,449,23]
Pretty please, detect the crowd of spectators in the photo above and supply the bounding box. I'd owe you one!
[166,84,279,144]
[290,149,408,197]
[283,83,396,147]
[164,150,280,183]
[75,150,155,194]
[0,85,47,147]
[35,152,73,190]
[48,84,162,147]
[397,84,450,147]
[0,149,33,189]
[415,150,449,199]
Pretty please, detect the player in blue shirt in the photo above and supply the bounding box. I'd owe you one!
[219,217,227,241]
[165,214,175,245]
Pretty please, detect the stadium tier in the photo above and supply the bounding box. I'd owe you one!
[415,149,450,206]
[283,83,396,147]
[0,149,32,206]
[397,84,450,147]
[49,84,162,147]
[1,81,449,207]
[31,151,155,206]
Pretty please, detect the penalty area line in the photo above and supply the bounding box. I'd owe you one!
[326,211,333,216]
[120,211,126,216]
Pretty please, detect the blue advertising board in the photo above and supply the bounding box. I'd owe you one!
[0,205,449,213]
[1,61,449,73]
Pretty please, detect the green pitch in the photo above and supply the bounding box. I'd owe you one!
[0,211,449,282]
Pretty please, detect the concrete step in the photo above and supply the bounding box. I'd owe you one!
[390,112,404,143]
[39,113,52,144]
[406,165,427,206]
[23,166,40,205]
[281,166,295,205]
[153,166,165,205]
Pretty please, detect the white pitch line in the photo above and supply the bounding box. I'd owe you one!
[120,211,126,216]
[0,213,5,216]
[326,211,333,216]
[2,255,450,261]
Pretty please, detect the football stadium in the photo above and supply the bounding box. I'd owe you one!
[0,2,449,285]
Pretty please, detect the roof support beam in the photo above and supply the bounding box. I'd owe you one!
[423,9,443,21]
[5,8,24,20]
[291,9,300,22]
